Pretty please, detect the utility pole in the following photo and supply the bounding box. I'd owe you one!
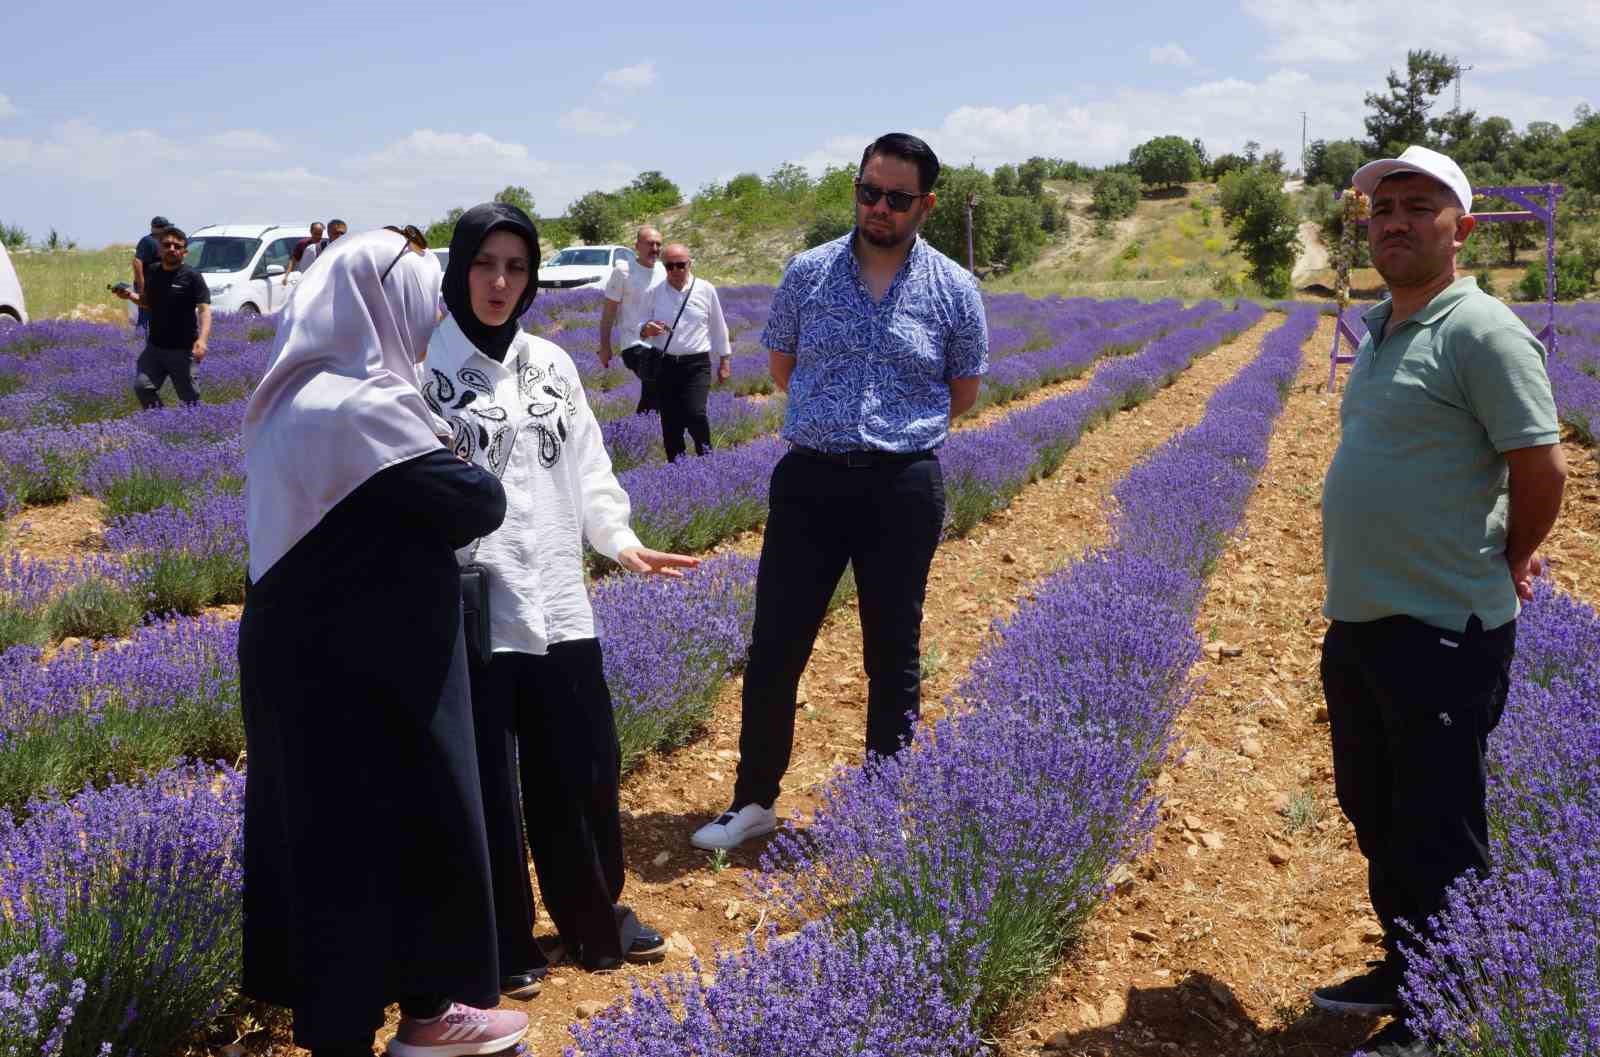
[964,191,977,273]
[1300,111,1308,175]
[1452,62,1475,112]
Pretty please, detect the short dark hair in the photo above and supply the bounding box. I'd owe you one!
[328,218,347,228]
[859,133,940,194]
[157,226,187,244]
[310,221,325,231]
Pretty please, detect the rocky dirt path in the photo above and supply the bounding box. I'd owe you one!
[478,316,1284,1056]
[993,318,1600,1057]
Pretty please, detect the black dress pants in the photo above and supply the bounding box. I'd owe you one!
[619,343,659,414]
[1320,613,1516,964]
[471,640,641,972]
[733,449,945,810]
[134,342,200,409]
[656,352,712,461]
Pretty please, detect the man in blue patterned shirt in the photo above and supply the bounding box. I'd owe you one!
[692,132,989,851]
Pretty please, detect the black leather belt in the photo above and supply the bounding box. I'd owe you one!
[791,445,935,468]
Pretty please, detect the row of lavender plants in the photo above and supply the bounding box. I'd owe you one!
[568,308,1322,1054]
[1399,581,1600,1053]
[0,298,1262,826]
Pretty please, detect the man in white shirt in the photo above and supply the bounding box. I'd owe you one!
[639,243,731,461]
[599,225,666,413]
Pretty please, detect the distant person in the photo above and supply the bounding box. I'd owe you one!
[424,203,694,989]
[1316,145,1566,1057]
[240,228,527,1057]
[598,225,666,413]
[637,244,730,461]
[284,221,326,285]
[300,219,347,272]
[130,214,169,331]
[691,132,987,852]
[113,225,211,409]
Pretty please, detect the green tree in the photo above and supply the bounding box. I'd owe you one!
[1129,135,1201,190]
[1218,167,1301,297]
[1017,156,1051,196]
[424,207,465,249]
[919,166,1046,271]
[803,212,854,249]
[1364,49,1456,154]
[1304,139,1367,188]
[1090,171,1140,219]
[0,222,27,249]
[766,162,812,201]
[991,164,1019,197]
[620,170,682,214]
[1210,153,1249,181]
[724,173,764,199]
[568,190,624,243]
[814,165,856,214]
[492,185,537,216]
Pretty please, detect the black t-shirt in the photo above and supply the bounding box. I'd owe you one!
[135,234,161,268]
[145,264,211,349]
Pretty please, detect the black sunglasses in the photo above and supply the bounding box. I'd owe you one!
[854,181,928,213]
[381,225,429,281]
[663,261,691,271]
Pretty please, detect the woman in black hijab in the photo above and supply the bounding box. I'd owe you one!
[424,203,693,999]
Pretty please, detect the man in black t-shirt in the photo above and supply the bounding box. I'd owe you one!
[130,215,169,332]
[113,226,211,408]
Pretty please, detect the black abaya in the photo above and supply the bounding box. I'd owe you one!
[240,449,507,1050]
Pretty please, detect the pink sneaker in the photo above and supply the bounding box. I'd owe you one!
[387,1003,528,1057]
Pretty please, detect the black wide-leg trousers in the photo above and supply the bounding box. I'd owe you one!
[1320,613,1515,964]
[471,639,641,972]
[733,448,945,811]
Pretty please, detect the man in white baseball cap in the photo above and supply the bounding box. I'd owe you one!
[1314,143,1568,1057]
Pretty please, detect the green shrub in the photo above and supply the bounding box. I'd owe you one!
[47,578,144,641]
[1518,253,1597,301]
[1090,172,1139,220]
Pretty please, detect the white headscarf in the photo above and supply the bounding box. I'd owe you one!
[243,229,446,581]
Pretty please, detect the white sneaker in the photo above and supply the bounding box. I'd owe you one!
[690,803,777,850]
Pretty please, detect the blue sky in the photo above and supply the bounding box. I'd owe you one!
[3,0,1595,247]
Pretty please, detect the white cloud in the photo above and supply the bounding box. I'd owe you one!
[0,95,17,120]
[1148,43,1195,67]
[1241,0,1600,72]
[0,121,635,246]
[558,108,636,137]
[601,61,656,91]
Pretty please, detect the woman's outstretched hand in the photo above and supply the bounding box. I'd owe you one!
[617,547,701,578]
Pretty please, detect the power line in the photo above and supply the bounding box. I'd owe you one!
[1452,62,1475,112]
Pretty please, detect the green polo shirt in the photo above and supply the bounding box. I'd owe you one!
[1322,277,1559,632]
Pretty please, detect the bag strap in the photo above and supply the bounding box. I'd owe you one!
[660,278,696,356]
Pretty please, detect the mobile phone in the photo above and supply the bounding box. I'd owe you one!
[109,282,131,293]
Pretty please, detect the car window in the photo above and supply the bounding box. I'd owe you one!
[185,237,262,274]
[432,249,450,273]
[254,237,300,278]
[616,248,635,266]
[550,248,612,267]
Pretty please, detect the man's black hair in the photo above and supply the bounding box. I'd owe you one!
[157,226,188,244]
[858,133,940,194]
[328,218,347,228]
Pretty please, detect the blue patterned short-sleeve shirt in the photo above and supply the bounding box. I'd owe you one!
[761,231,988,453]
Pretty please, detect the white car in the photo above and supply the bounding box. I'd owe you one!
[128,223,312,322]
[537,244,635,291]
[0,242,27,325]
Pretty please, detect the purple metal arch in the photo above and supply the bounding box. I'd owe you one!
[1327,183,1564,391]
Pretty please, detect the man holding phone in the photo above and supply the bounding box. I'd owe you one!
[113,225,211,408]
[637,243,730,461]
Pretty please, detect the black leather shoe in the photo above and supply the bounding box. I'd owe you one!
[625,924,668,964]
[500,967,547,1000]
[1313,959,1402,1015]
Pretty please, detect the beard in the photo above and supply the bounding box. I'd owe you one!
[858,216,913,249]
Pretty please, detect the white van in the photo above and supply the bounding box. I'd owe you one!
[0,242,27,325]
[138,224,312,319]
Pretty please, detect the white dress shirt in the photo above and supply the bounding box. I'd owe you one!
[423,317,642,656]
[603,258,665,349]
[640,275,731,359]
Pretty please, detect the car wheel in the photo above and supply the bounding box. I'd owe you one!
[0,309,19,329]
[238,303,260,317]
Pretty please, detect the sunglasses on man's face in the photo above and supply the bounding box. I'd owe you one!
[381,225,429,281]
[854,181,928,213]
[664,261,691,271]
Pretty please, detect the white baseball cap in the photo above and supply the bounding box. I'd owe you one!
[1352,145,1474,214]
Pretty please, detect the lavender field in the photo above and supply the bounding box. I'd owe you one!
[0,289,1595,1057]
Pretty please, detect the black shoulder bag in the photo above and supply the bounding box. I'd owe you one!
[638,278,696,385]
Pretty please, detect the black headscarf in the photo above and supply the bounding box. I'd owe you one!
[442,202,540,362]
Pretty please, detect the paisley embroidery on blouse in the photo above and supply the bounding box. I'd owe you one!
[440,351,571,470]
